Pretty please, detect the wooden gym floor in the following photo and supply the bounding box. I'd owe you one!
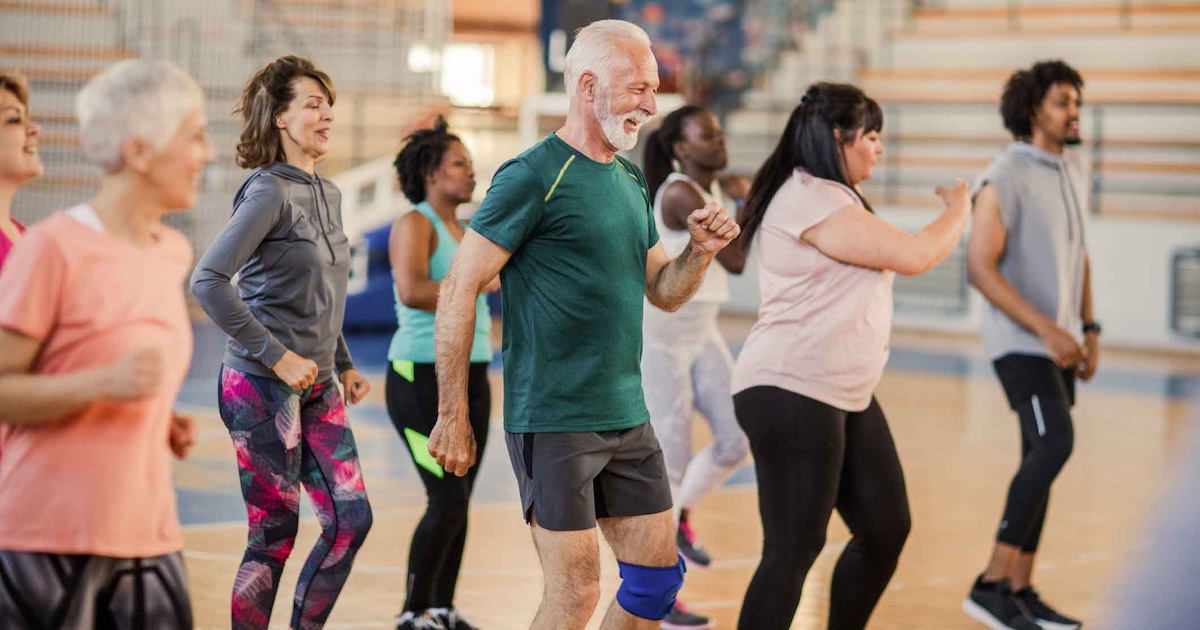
[174,318,1200,629]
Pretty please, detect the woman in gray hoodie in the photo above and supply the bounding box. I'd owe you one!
[191,55,373,630]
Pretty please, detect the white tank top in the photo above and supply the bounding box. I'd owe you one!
[652,172,730,303]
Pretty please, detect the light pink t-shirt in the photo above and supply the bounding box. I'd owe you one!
[732,170,894,412]
[0,209,193,557]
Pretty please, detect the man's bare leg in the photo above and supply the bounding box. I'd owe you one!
[529,514,602,630]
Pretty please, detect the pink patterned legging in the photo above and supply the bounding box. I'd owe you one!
[218,365,373,630]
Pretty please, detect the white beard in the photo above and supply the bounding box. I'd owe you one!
[595,87,646,151]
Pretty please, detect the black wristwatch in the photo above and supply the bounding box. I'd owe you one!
[1082,321,1102,336]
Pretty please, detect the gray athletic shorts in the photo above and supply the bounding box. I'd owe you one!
[504,421,674,531]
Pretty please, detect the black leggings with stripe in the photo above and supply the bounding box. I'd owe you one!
[385,361,490,613]
[993,353,1077,552]
[0,550,192,629]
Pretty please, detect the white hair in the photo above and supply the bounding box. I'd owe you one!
[76,59,204,173]
[563,19,652,98]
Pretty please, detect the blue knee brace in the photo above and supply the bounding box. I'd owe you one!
[616,555,686,620]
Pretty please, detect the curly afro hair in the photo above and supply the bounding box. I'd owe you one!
[394,116,461,204]
[1000,60,1084,140]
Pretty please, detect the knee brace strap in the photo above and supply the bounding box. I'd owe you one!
[616,555,686,621]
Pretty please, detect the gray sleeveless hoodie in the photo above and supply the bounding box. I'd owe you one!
[972,142,1089,361]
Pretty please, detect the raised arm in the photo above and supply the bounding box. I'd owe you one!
[429,229,511,477]
[717,174,751,274]
[646,201,740,311]
[660,181,747,275]
[803,180,970,276]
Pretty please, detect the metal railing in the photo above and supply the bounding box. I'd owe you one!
[997,0,1135,31]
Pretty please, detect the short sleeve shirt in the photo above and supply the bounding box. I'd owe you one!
[0,209,193,557]
[469,134,660,433]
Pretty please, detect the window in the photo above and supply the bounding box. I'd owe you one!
[1172,248,1200,337]
[441,43,496,107]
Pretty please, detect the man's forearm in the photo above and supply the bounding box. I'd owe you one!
[971,266,1056,337]
[433,269,477,420]
[647,242,713,312]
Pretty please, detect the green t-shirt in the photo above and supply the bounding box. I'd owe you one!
[469,134,660,433]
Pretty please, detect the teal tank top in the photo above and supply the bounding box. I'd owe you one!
[388,201,492,364]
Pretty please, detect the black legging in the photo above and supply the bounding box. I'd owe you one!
[992,354,1076,552]
[385,362,490,613]
[734,386,911,630]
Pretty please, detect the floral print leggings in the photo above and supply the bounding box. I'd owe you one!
[218,365,373,630]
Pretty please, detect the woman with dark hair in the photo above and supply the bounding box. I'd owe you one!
[191,55,373,630]
[639,102,749,629]
[0,70,41,466]
[386,116,492,630]
[639,104,750,629]
[731,82,970,630]
[0,71,40,275]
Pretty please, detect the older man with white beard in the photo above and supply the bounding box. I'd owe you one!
[427,19,740,630]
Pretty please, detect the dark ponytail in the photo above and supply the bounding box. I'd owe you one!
[643,104,705,202]
[740,82,883,247]
[234,55,336,169]
[394,115,460,204]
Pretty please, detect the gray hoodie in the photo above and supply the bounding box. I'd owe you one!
[972,142,1089,361]
[192,162,354,381]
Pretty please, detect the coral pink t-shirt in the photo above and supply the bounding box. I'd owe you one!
[0,218,25,275]
[732,170,894,412]
[0,208,193,557]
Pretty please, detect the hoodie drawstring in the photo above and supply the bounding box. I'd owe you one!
[1056,157,1088,313]
[312,174,337,264]
[1059,160,1087,250]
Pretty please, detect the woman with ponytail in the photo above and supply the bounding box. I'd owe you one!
[386,116,493,630]
[639,105,751,628]
[731,83,971,630]
[192,55,372,630]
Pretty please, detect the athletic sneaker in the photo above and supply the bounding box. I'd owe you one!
[663,601,713,629]
[677,520,712,567]
[429,607,479,630]
[962,576,1042,630]
[1014,586,1082,630]
[396,610,448,630]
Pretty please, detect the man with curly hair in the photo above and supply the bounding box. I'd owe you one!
[961,60,1094,630]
